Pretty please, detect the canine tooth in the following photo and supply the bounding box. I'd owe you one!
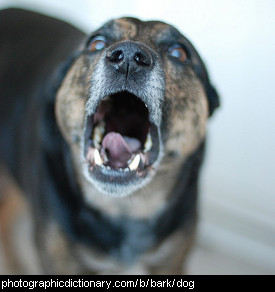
[86,148,94,162]
[129,154,141,171]
[94,148,103,166]
[144,132,152,152]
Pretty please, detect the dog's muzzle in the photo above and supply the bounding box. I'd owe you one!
[83,41,165,196]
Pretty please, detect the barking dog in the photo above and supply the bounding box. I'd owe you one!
[0,9,219,274]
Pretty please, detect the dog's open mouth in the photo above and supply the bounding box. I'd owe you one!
[84,91,160,179]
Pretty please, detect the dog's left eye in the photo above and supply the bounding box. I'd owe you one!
[168,45,188,62]
[88,36,107,52]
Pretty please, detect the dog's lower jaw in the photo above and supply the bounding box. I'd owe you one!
[73,147,194,220]
[83,168,153,198]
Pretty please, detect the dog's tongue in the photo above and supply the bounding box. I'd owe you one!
[102,132,141,168]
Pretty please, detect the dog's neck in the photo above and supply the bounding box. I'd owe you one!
[42,139,204,260]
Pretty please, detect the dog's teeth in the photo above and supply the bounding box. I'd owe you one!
[94,148,103,166]
[93,122,105,148]
[129,154,141,171]
[144,132,152,153]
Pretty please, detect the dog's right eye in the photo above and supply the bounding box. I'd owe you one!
[88,36,107,52]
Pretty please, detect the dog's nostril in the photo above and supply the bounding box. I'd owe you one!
[106,42,154,74]
[107,49,124,63]
[134,52,151,67]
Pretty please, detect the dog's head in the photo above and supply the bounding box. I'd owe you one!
[56,17,219,198]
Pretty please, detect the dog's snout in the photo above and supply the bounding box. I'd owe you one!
[106,41,153,77]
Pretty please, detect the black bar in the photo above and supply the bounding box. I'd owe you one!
[0,275,273,290]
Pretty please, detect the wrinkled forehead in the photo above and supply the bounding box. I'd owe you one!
[91,17,186,44]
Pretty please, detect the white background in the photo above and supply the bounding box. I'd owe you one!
[1,0,274,274]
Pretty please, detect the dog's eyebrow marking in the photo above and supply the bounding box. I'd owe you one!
[113,19,137,39]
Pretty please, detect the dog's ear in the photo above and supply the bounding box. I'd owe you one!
[205,81,220,117]
[194,60,220,117]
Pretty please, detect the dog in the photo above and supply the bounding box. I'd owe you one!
[0,8,219,274]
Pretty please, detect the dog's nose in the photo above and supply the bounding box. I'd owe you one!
[105,41,153,77]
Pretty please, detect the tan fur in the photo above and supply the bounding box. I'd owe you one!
[114,19,138,40]
[56,57,90,146]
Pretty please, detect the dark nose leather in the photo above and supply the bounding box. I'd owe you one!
[105,41,154,77]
